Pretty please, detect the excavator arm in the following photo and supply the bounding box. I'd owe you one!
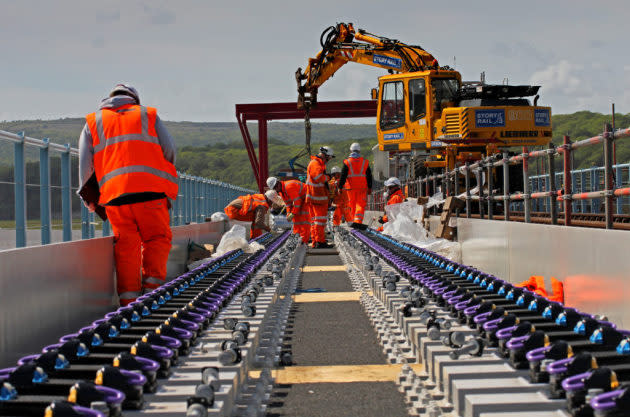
[296,23,439,109]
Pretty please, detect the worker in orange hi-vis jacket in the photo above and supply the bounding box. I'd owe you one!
[306,146,335,248]
[267,176,310,244]
[338,142,373,228]
[328,166,352,226]
[224,190,281,239]
[377,177,405,231]
[78,84,178,307]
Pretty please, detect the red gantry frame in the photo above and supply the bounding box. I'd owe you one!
[236,100,377,192]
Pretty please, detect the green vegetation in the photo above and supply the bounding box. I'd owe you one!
[0,118,375,149]
[550,111,630,169]
[0,111,628,202]
[177,137,378,190]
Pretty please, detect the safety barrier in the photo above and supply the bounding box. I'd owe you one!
[369,123,630,229]
[0,129,253,249]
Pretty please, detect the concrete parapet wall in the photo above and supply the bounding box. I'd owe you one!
[455,217,630,329]
[370,213,628,328]
[0,220,227,368]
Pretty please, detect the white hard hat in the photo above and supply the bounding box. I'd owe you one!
[266,177,278,189]
[264,189,283,206]
[384,177,401,187]
[350,142,361,152]
[320,146,335,158]
[110,83,140,104]
[331,166,341,174]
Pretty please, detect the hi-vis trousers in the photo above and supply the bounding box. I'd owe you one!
[347,189,368,224]
[106,198,172,306]
[308,203,328,243]
[292,207,311,243]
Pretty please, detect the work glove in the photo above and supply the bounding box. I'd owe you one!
[286,213,294,221]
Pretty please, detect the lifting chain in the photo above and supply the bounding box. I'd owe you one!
[304,106,312,156]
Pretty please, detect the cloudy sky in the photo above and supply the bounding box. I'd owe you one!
[1,0,628,122]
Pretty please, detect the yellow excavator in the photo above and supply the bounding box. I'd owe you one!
[296,23,552,172]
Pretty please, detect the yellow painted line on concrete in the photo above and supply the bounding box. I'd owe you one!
[249,364,424,384]
[291,291,372,302]
[302,265,348,272]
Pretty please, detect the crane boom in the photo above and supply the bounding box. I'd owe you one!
[296,23,439,109]
[295,22,552,173]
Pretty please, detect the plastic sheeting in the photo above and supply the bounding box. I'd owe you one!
[210,212,229,222]
[381,200,461,262]
[187,224,265,270]
[425,191,445,208]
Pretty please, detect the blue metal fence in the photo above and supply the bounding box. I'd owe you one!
[0,129,253,249]
[529,163,630,214]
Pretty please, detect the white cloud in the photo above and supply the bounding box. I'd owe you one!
[2,1,630,121]
[529,60,630,114]
[530,60,583,96]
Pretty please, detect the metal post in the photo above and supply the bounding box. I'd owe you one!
[453,166,460,218]
[102,220,110,237]
[547,144,558,225]
[616,165,623,215]
[476,165,484,219]
[197,178,203,222]
[81,204,89,239]
[61,145,72,241]
[210,181,217,213]
[188,177,193,223]
[604,123,614,229]
[487,158,494,220]
[204,180,209,220]
[562,136,572,226]
[580,170,587,214]
[523,147,531,223]
[89,211,96,238]
[502,152,510,221]
[14,132,27,248]
[258,118,269,192]
[39,138,51,244]
[182,175,188,223]
[172,175,180,226]
[193,177,198,223]
[464,163,471,218]
[572,171,578,213]
[590,168,597,213]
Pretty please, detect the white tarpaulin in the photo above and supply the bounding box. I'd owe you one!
[382,200,461,262]
[187,224,265,270]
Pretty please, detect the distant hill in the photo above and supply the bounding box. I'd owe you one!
[550,111,630,170]
[0,118,376,149]
[1,111,629,191]
[177,137,378,191]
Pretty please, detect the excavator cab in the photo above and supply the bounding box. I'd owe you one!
[376,70,462,153]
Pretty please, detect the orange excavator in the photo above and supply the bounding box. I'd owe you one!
[296,23,552,172]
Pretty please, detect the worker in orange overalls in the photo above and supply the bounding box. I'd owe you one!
[328,166,351,226]
[78,84,178,306]
[224,190,280,239]
[267,176,310,244]
[517,276,565,304]
[338,142,373,228]
[306,146,335,248]
[377,177,405,231]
